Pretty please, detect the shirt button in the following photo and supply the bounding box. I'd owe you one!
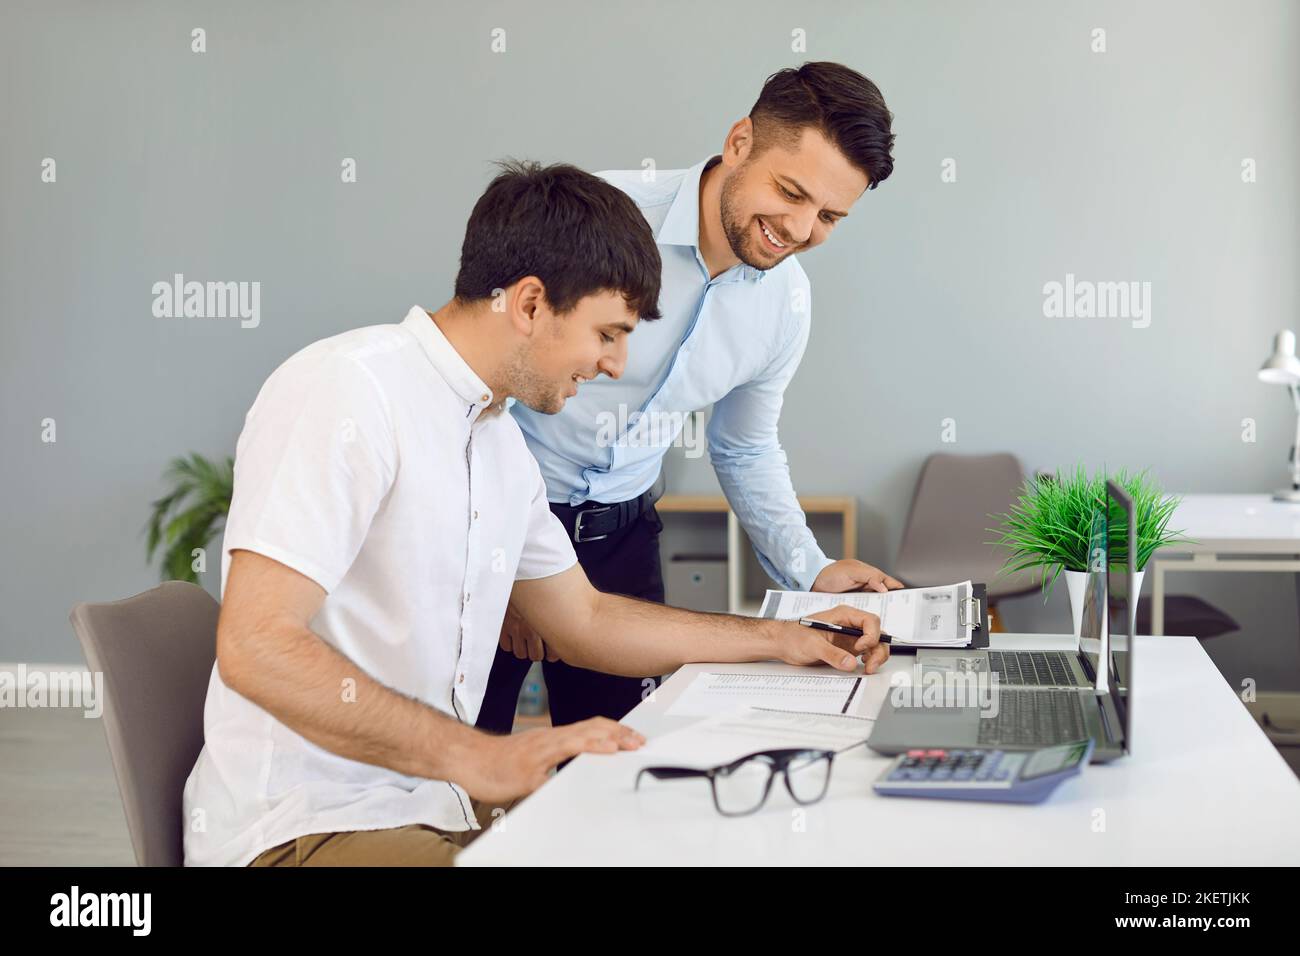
[458,673,465,684]
[473,510,479,520]
[464,592,471,603]
[480,394,490,402]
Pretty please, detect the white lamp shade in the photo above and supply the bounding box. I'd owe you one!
[1259,329,1300,385]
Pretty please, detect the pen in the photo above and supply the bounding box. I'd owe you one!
[797,617,893,645]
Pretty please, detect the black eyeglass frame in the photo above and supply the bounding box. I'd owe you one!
[634,747,838,817]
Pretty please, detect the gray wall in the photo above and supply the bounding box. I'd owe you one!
[3,1,1298,691]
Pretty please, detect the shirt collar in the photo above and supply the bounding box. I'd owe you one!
[657,155,720,247]
[659,155,766,283]
[401,306,500,421]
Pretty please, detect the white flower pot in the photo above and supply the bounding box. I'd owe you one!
[1064,568,1146,640]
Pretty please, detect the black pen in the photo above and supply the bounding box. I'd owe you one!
[797,617,893,645]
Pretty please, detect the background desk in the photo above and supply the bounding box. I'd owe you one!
[459,634,1300,866]
[1152,494,1300,636]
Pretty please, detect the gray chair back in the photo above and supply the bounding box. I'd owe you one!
[69,581,218,867]
[894,452,1040,598]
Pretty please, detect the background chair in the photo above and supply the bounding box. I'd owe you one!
[1135,595,1239,640]
[69,581,218,867]
[892,452,1040,630]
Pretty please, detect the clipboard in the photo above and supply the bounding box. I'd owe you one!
[965,582,990,649]
[758,581,989,650]
[887,581,989,652]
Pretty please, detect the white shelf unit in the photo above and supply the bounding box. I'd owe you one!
[656,494,858,615]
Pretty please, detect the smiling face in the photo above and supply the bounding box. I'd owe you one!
[719,124,871,270]
[510,289,639,415]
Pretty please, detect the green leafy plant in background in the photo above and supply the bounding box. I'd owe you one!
[145,453,234,584]
[990,464,1191,599]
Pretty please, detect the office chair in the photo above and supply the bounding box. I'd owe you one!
[69,581,219,867]
[1135,596,1239,640]
[892,452,1041,630]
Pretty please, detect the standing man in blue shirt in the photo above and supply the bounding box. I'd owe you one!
[478,62,903,734]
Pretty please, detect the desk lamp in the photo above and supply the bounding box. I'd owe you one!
[1258,329,1300,502]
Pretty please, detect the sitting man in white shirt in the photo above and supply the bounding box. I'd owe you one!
[183,160,888,867]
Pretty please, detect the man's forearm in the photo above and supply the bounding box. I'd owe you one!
[219,618,481,781]
[554,592,786,676]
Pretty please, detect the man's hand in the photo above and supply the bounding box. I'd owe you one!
[455,719,645,803]
[498,601,560,662]
[812,559,904,594]
[774,604,890,674]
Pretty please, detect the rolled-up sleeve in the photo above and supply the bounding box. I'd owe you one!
[706,296,832,592]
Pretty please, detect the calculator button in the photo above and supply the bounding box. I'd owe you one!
[953,769,974,781]
[907,750,926,757]
[925,749,947,757]
[930,769,952,780]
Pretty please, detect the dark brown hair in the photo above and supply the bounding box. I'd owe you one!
[750,62,896,189]
[454,160,662,320]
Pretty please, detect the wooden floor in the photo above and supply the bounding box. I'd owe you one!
[0,707,136,866]
[0,704,548,868]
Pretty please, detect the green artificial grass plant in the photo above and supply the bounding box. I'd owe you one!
[990,464,1191,599]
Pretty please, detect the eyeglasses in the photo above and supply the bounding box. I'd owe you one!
[635,748,838,817]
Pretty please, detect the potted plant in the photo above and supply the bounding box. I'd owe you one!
[145,453,235,584]
[991,465,1190,637]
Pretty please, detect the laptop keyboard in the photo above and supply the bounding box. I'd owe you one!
[989,650,1083,687]
[977,689,1087,746]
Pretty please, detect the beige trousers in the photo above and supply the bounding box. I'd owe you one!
[248,798,507,867]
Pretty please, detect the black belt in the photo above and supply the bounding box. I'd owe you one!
[553,485,661,544]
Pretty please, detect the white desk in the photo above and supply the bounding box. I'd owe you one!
[459,634,1300,866]
[1151,494,1300,635]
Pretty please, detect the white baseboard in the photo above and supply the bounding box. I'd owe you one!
[0,662,91,674]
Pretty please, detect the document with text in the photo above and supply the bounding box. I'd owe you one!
[664,671,864,718]
[759,580,975,647]
[639,706,875,768]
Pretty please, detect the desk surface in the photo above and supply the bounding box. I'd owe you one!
[459,634,1300,866]
[1166,493,1300,552]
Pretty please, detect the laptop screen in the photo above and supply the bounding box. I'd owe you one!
[1077,492,1110,692]
[1077,475,1134,755]
[1105,478,1135,754]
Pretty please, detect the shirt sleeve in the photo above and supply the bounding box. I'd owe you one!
[706,285,833,591]
[222,353,398,594]
[514,458,578,581]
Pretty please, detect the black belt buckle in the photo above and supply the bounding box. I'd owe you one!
[573,505,613,543]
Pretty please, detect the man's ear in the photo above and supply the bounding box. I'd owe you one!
[508,276,548,338]
[722,116,755,168]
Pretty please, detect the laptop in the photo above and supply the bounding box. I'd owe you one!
[867,477,1135,763]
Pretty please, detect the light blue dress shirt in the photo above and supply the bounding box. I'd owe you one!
[511,156,833,590]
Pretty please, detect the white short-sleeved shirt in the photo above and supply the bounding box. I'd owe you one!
[182,306,577,867]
